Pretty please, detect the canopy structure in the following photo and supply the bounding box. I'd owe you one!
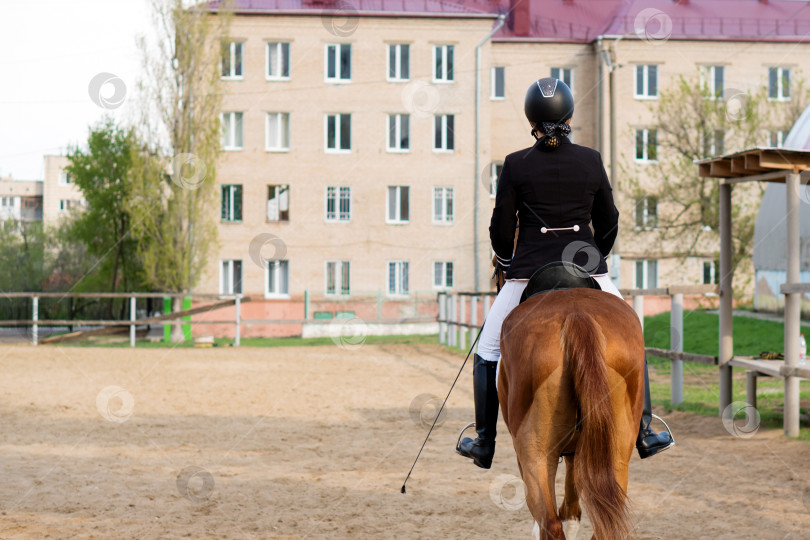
[697,147,810,436]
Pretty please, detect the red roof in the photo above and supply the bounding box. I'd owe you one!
[211,0,810,42]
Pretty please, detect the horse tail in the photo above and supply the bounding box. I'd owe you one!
[561,311,631,540]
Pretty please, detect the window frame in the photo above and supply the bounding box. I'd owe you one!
[266,184,290,222]
[634,259,658,289]
[387,260,410,296]
[265,112,290,152]
[634,196,658,230]
[265,259,290,298]
[325,43,352,83]
[325,185,351,222]
[550,67,574,93]
[386,113,410,153]
[221,111,244,151]
[432,44,454,83]
[386,185,410,224]
[220,184,243,222]
[433,186,454,224]
[633,64,659,100]
[489,162,503,199]
[635,128,658,163]
[325,260,351,296]
[220,259,243,295]
[221,41,244,80]
[490,66,505,100]
[266,41,290,81]
[433,261,454,289]
[700,65,724,100]
[433,114,455,152]
[324,113,351,153]
[387,43,410,82]
[768,66,791,101]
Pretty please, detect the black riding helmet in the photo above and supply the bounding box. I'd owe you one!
[524,77,574,125]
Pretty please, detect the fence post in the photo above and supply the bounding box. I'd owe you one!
[458,296,466,350]
[32,296,38,346]
[633,295,644,331]
[234,294,241,347]
[671,293,684,406]
[130,296,136,348]
[483,294,492,321]
[448,294,457,347]
[471,295,479,336]
[438,293,447,344]
[377,290,383,321]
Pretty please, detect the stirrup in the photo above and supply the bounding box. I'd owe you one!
[651,413,676,445]
[455,422,476,453]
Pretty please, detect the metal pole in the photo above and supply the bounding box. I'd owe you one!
[32,296,38,346]
[235,295,241,348]
[633,295,644,331]
[718,183,734,415]
[474,15,506,293]
[671,293,684,406]
[130,296,136,348]
[784,172,801,436]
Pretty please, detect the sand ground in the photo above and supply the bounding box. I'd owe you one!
[1,342,809,539]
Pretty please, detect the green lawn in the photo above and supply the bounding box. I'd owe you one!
[58,333,438,348]
[643,310,810,440]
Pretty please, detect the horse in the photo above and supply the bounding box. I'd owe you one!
[498,287,645,540]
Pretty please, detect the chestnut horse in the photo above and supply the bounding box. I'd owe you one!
[498,288,645,540]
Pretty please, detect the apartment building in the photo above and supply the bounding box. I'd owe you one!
[42,155,84,225]
[0,177,43,227]
[200,0,810,308]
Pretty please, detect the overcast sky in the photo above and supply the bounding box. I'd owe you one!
[0,0,152,180]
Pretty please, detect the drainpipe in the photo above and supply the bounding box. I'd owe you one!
[596,36,603,155]
[474,14,506,292]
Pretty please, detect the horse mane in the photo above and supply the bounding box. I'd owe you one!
[561,311,631,540]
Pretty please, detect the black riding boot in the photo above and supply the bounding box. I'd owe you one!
[457,354,499,469]
[636,357,675,459]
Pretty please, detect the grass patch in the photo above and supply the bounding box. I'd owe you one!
[644,310,810,440]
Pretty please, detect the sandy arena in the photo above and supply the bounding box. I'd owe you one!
[1,342,809,539]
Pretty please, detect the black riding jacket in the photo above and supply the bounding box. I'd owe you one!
[490,136,619,279]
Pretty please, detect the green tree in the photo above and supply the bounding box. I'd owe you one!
[132,0,231,340]
[65,119,145,309]
[625,73,810,290]
[0,221,51,320]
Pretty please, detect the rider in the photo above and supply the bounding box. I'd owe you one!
[456,77,674,469]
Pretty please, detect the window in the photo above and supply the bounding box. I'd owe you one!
[703,260,718,285]
[634,65,658,99]
[433,261,453,289]
[491,67,505,99]
[267,185,290,221]
[433,186,454,224]
[266,112,290,151]
[634,196,658,229]
[434,114,454,151]
[433,45,454,83]
[634,260,658,289]
[489,162,503,198]
[387,114,410,152]
[326,186,351,221]
[59,199,71,211]
[326,261,350,296]
[550,67,573,92]
[221,112,244,150]
[266,42,290,80]
[221,184,242,222]
[325,114,351,152]
[635,129,657,162]
[388,43,410,81]
[388,261,409,295]
[700,65,724,99]
[387,186,410,223]
[266,260,289,297]
[771,130,785,148]
[768,67,791,100]
[325,44,351,82]
[220,260,243,294]
[703,130,725,157]
[221,41,243,79]
[58,172,71,185]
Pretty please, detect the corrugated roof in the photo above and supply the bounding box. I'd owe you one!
[211,0,810,42]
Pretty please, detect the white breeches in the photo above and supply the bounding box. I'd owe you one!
[476,274,622,363]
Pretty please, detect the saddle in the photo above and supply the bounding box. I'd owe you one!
[519,261,601,304]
